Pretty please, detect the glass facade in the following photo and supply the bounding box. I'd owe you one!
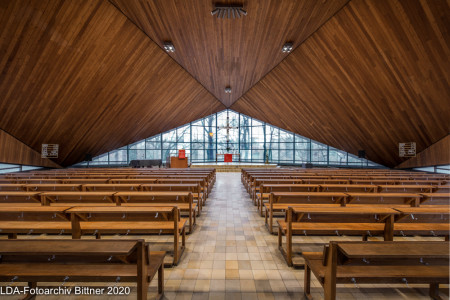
[0,163,43,174]
[413,165,450,174]
[75,110,383,168]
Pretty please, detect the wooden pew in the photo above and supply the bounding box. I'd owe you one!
[140,183,203,212]
[82,183,141,191]
[265,192,348,233]
[60,179,110,184]
[67,206,186,265]
[420,193,450,205]
[396,179,447,185]
[320,184,377,193]
[0,184,25,191]
[114,191,195,233]
[251,179,304,205]
[0,192,41,204]
[345,193,422,206]
[156,178,209,199]
[0,239,165,300]
[378,184,436,193]
[393,207,450,240]
[278,206,398,266]
[351,179,444,186]
[8,178,62,184]
[108,179,157,184]
[40,191,116,206]
[0,206,72,238]
[247,175,302,193]
[436,184,450,193]
[303,241,449,300]
[25,184,82,192]
[302,179,351,185]
[256,184,320,215]
[150,175,211,189]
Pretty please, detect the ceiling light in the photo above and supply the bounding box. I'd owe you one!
[163,42,175,52]
[225,87,232,94]
[211,5,246,19]
[282,42,293,53]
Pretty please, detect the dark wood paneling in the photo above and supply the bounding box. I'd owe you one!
[110,0,349,107]
[0,0,224,166]
[0,130,61,168]
[232,0,450,167]
[396,135,450,169]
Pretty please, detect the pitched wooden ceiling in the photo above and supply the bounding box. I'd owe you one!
[0,0,224,166]
[0,0,448,168]
[109,0,349,107]
[232,0,450,167]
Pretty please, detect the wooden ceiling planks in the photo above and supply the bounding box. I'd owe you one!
[231,0,450,167]
[109,0,349,107]
[0,0,224,166]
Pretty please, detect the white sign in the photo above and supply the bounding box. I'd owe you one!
[42,144,59,158]
[399,142,416,157]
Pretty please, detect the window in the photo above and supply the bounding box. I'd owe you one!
[413,165,450,174]
[329,148,347,165]
[0,163,42,174]
[77,109,383,168]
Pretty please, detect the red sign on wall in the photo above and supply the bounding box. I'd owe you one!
[224,154,232,162]
[178,149,186,159]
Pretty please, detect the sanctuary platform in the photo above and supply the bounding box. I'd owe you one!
[191,162,278,172]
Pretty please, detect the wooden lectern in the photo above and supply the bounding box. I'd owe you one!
[170,150,188,168]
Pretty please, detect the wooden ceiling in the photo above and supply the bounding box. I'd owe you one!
[109,0,349,107]
[0,0,224,166]
[0,0,448,168]
[232,0,450,167]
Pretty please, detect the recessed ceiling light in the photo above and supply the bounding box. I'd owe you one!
[225,87,232,94]
[282,42,293,53]
[163,42,175,52]
[211,4,246,19]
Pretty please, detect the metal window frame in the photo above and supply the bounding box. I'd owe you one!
[84,109,384,168]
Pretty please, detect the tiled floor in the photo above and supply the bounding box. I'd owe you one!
[154,173,447,300]
[1,172,448,299]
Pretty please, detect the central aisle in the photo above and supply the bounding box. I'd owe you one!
[161,172,307,299]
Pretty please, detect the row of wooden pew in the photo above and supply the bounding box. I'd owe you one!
[0,191,198,233]
[0,239,165,300]
[0,168,216,299]
[242,168,449,299]
[265,192,449,234]
[243,168,449,234]
[3,167,216,180]
[303,241,449,300]
[0,205,186,265]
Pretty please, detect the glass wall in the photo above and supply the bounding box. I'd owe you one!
[0,163,43,174]
[413,165,450,174]
[75,109,383,168]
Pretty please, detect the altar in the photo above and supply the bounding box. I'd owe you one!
[216,153,241,162]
